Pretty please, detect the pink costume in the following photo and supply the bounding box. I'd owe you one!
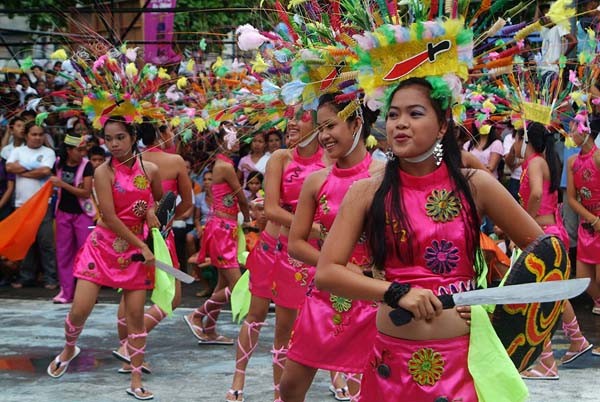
[572,145,600,264]
[248,230,278,299]
[198,154,241,269]
[73,158,155,290]
[519,154,569,248]
[360,163,478,402]
[54,157,95,301]
[271,146,325,309]
[288,152,377,374]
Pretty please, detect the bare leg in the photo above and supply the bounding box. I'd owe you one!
[330,371,351,401]
[226,295,270,401]
[272,305,297,401]
[123,289,152,399]
[279,359,318,402]
[520,338,558,379]
[560,301,592,363]
[48,279,101,376]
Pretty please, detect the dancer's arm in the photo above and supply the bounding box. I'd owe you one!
[264,150,294,227]
[220,161,250,222]
[524,158,543,217]
[316,179,442,320]
[288,171,324,266]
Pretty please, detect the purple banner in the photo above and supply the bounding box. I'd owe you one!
[144,0,181,65]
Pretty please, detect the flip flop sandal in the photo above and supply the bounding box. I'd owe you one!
[225,389,245,402]
[328,385,351,401]
[197,334,234,345]
[117,364,152,374]
[126,387,154,400]
[183,315,206,341]
[47,346,81,378]
[561,343,593,365]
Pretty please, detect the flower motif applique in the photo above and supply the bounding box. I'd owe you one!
[112,237,129,253]
[425,189,461,223]
[319,194,330,214]
[580,187,592,200]
[408,348,445,386]
[330,294,352,313]
[223,194,235,208]
[133,175,149,190]
[424,239,460,274]
[132,200,148,217]
[582,169,593,181]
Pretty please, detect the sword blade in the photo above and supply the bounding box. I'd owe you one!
[452,278,590,306]
[154,260,196,284]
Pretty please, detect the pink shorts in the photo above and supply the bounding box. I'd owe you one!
[360,333,477,402]
[270,236,315,309]
[198,216,239,269]
[74,225,154,290]
[248,231,277,299]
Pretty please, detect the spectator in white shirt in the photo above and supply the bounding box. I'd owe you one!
[6,121,57,289]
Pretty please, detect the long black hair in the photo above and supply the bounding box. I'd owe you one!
[520,122,561,193]
[365,77,480,269]
[317,92,380,140]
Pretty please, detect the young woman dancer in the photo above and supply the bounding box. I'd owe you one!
[517,123,592,379]
[316,78,540,401]
[279,94,382,402]
[113,120,192,373]
[264,105,352,401]
[50,134,96,304]
[47,117,162,401]
[184,121,250,344]
[566,120,600,354]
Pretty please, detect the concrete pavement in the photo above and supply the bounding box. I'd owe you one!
[0,293,599,401]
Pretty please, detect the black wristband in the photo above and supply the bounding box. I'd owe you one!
[383,282,411,308]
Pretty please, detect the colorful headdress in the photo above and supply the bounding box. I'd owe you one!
[351,19,473,109]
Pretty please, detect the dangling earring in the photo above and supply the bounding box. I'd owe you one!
[385,147,396,161]
[433,141,444,166]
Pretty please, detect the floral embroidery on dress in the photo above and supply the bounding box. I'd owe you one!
[112,237,129,253]
[133,175,149,190]
[330,295,352,312]
[319,194,330,214]
[132,200,148,217]
[583,169,593,181]
[424,239,460,274]
[425,189,461,222]
[90,232,98,247]
[117,256,130,269]
[408,348,445,386]
[114,181,126,193]
[580,187,592,200]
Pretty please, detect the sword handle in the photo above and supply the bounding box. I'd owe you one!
[132,253,145,262]
[389,294,455,326]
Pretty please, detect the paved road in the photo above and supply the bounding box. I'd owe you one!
[0,288,599,401]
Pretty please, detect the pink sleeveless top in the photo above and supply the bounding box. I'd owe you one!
[111,157,154,231]
[519,154,558,216]
[383,163,476,295]
[211,154,240,217]
[315,152,372,267]
[281,147,325,213]
[573,145,600,215]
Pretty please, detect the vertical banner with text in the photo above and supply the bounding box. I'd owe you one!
[144,0,181,65]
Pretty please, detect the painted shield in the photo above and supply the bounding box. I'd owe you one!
[491,235,570,372]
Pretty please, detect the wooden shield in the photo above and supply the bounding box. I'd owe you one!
[491,235,570,372]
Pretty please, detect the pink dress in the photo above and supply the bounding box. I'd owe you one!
[360,163,478,402]
[271,147,325,309]
[198,154,241,269]
[519,154,569,248]
[248,230,278,299]
[287,153,378,373]
[74,158,155,290]
[572,145,600,264]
